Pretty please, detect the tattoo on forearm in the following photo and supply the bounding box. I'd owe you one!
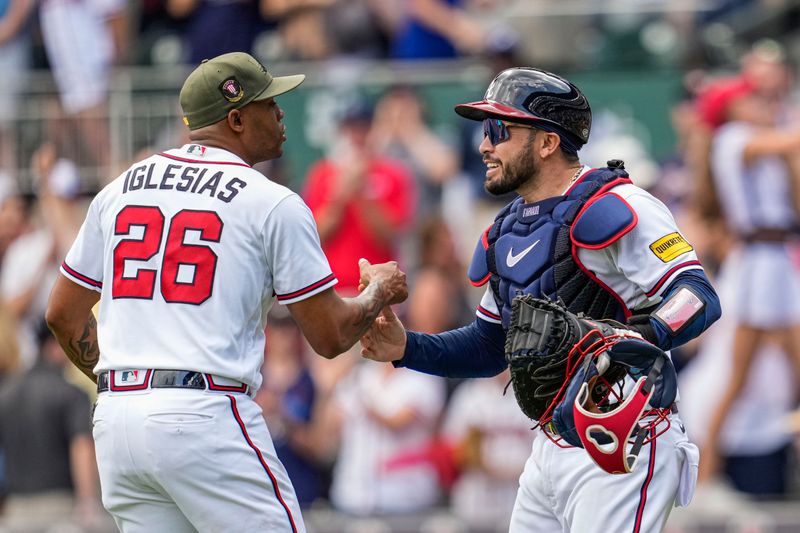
[352,281,387,337]
[65,315,100,382]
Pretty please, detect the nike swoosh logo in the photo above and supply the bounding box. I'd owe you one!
[506,240,541,267]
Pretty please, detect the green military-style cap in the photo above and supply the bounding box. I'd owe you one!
[179,52,305,130]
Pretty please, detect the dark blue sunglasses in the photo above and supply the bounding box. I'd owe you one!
[482,119,534,146]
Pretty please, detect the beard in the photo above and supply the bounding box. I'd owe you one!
[485,147,537,196]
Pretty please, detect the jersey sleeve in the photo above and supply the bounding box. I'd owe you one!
[612,189,702,301]
[475,285,502,324]
[264,193,337,304]
[61,196,105,292]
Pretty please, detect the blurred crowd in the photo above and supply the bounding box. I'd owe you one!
[2,0,800,532]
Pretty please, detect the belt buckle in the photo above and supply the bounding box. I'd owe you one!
[150,370,205,389]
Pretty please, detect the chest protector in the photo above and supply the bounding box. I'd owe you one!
[468,162,636,327]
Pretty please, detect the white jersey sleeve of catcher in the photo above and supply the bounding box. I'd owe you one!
[61,145,336,390]
[474,183,703,322]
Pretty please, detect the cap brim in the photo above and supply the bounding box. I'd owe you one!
[256,74,306,100]
[455,100,534,122]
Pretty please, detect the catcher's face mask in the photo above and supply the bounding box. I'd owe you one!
[548,333,677,475]
[572,347,675,474]
[575,375,656,474]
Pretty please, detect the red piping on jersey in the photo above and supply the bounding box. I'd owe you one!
[226,395,299,533]
[276,273,336,301]
[481,225,491,250]
[570,192,639,250]
[632,427,657,533]
[645,261,702,297]
[470,274,491,287]
[62,262,103,288]
[477,305,501,321]
[206,374,248,393]
[468,225,493,287]
[157,152,251,168]
[109,369,153,391]
[566,176,637,320]
[570,243,632,319]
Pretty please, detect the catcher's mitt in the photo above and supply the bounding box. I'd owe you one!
[504,294,625,423]
[505,294,679,474]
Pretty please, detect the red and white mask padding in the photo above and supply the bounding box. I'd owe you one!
[547,335,678,474]
[573,356,669,474]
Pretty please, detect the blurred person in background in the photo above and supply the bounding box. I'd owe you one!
[261,0,333,61]
[257,307,326,508]
[370,86,458,220]
[303,101,414,296]
[167,0,267,64]
[378,0,485,60]
[0,302,19,509]
[441,369,533,531]
[1,144,82,369]
[38,0,128,175]
[696,74,800,495]
[406,216,472,335]
[0,0,34,170]
[680,261,796,500]
[0,193,30,268]
[327,359,446,516]
[262,0,388,61]
[302,101,417,472]
[0,322,109,532]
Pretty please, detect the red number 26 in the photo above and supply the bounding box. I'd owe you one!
[112,206,223,305]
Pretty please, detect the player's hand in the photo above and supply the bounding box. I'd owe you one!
[359,258,408,305]
[361,305,406,363]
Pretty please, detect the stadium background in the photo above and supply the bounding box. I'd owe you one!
[2,0,800,532]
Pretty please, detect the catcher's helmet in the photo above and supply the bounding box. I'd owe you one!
[455,67,591,150]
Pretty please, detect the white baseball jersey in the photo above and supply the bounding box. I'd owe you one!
[62,144,336,390]
[477,170,704,322]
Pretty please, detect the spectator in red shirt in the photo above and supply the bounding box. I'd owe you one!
[303,103,415,294]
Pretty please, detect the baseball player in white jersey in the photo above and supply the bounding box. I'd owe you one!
[700,82,800,484]
[360,68,721,532]
[45,52,408,533]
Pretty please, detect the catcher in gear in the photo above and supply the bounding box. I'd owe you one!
[361,67,720,533]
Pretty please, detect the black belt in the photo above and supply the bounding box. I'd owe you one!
[97,370,249,394]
